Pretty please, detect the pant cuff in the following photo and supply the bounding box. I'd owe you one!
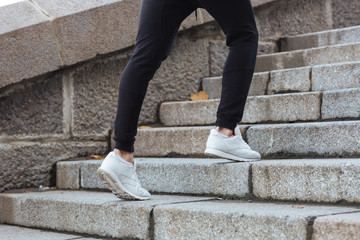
[114,141,134,153]
[216,119,238,132]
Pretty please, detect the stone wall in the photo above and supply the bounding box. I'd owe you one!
[1,0,360,192]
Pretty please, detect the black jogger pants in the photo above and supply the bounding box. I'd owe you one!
[114,0,259,152]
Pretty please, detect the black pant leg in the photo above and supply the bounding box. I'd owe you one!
[199,0,259,131]
[113,0,197,152]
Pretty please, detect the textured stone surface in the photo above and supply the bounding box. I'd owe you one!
[268,67,311,94]
[332,0,360,29]
[242,92,320,123]
[160,92,320,126]
[313,213,360,240]
[58,158,250,197]
[154,200,359,240]
[255,0,331,42]
[322,88,360,120]
[252,159,360,203]
[202,72,269,100]
[255,43,360,72]
[312,61,360,91]
[209,41,227,76]
[140,38,209,124]
[56,161,84,190]
[0,1,61,88]
[34,0,140,66]
[71,53,129,136]
[0,191,213,239]
[202,77,222,99]
[0,141,107,192]
[160,100,218,126]
[134,126,248,157]
[0,76,63,136]
[247,121,360,158]
[0,224,100,240]
[281,25,360,51]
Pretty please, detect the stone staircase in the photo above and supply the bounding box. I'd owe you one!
[1,25,360,240]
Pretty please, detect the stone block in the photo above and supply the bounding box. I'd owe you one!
[140,38,209,124]
[202,72,268,100]
[34,0,140,66]
[209,41,227,76]
[134,126,249,157]
[246,121,360,158]
[76,158,250,197]
[202,77,222,99]
[160,100,218,126]
[154,200,359,240]
[313,213,360,240]
[312,61,360,91]
[0,141,107,192]
[135,158,250,197]
[0,191,213,239]
[322,88,360,120]
[268,67,311,94]
[0,1,61,88]
[255,0,331,42]
[0,75,63,136]
[252,159,360,203]
[71,52,130,136]
[56,161,83,190]
[332,0,360,28]
[242,92,321,123]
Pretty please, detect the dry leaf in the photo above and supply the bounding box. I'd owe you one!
[138,126,152,129]
[190,91,209,101]
[90,155,104,159]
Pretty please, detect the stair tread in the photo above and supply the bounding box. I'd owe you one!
[0,223,101,240]
[1,190,359,239]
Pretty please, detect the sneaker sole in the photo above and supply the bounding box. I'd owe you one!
[204,148,261,162]
[96,168,150,200]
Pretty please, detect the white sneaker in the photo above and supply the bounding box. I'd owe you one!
[97,151,151,200]
[204,126,261,162]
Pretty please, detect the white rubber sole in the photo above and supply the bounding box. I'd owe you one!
[204,148,261,162]
[97,168,150,200]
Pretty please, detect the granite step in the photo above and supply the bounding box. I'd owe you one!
[133,121,360,158]
[0,191,359,240]
[254,42,360,73]
[0,224,103,240]
[280,25,360,52]
[203,61,360,99]
[160,88,360,126]
[57,158,360,204]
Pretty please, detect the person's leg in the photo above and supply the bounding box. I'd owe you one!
[98,0,198,200]
[113,0,198,159]
[202,0,261,161]
[199,0,259,133]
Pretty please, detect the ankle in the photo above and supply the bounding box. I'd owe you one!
[216,126,234,137]
[114,149,134,164]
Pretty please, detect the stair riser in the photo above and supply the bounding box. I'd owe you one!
[57,159,250,197]
[255,42,360,72]
[57,159,360,204]
[280,25,360,51]
[133,122,360,158]
[160,89,360,126]
[203,61,360,99]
